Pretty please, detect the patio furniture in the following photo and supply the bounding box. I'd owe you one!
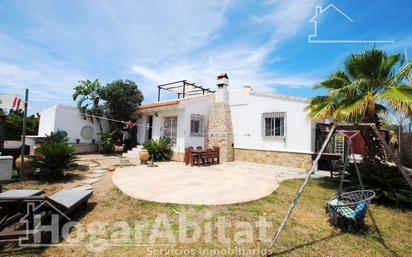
[0,190,44,230]
[212,147,220,164]
[190,149,205,166]
[184,147,220,166]
[0,188,93,245]
[185,147,199,166]
[203,148,213,166]
[184,147,194,165]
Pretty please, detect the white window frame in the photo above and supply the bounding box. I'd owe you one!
[162,116,178,144]
[262,112,286,137]
[190,114,206,137]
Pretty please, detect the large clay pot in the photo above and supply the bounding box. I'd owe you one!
[15,156,34,177]
[139,149,149,164]
[33,145,43,157]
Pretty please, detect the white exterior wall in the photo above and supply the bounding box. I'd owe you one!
[230,90,314,154]
[137,95,214,153]
[150,109,185,153]
[181,95,214,150]
[38,105,108,144]
[38,105,57,137]
[136,115,148,145]
[137,91,314,155]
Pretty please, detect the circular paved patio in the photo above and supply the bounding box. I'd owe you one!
[112,162,306,205]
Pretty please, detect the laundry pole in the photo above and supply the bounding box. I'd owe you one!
[19,89,28,180]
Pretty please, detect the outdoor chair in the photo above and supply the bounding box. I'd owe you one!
[185,147,201,166]
[212,147,220,164]
[184,147,195,165]
[203,148,213,166]
[0,188,93,245]
[184,147,190,165]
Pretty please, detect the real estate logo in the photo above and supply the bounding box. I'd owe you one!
[308,4,394,44]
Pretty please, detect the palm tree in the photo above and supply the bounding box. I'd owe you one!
[306,49,412,163]
[72,79,104,132]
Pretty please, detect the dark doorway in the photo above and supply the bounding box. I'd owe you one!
[147,116,153,140]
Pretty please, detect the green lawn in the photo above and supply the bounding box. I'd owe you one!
[2,177,411,256]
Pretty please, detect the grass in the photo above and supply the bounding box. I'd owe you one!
[2,177,411,256]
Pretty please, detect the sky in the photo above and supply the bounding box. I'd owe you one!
[0,0,411,113]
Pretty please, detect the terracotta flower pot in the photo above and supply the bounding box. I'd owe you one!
[33,145,43,157]
[15,156,34,177]
[139,149,149,164]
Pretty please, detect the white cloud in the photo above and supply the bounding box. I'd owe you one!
[0,60,87,111]
[0,0,232,111]
[0,0,323,110]
[132,0,324,98]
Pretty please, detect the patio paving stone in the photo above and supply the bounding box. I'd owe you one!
[112,161,325,205]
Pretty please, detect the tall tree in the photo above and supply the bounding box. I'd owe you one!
[306,49,412,163]
[100,79,144,122]
[5,111,39,140]
[72,79,104,131]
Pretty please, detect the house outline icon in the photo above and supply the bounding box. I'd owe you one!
[18,201,71,245]
[308,4,394,44]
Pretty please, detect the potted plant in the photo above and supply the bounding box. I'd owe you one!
[139,148,149,164]
[143,137,172,167]
[15,155,35,177]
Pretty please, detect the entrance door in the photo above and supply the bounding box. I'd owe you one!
[147,116,153,140]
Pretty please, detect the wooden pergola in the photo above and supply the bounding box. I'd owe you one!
[157,80,215,102]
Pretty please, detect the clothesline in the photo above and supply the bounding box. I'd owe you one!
[57,107,288,136]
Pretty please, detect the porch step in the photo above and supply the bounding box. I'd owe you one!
[122,145,144,160]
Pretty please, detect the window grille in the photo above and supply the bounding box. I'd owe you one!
[190,114,206,136]
[162,116,178,144]
[261,112,286,137]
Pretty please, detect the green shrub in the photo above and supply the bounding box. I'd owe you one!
[143,137,172,161]
[42,130,69,144]
[31,143,77,177]
[348,163,412,205]
[97,130,116,153]
[5,111,39,140]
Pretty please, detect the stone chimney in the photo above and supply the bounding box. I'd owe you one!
[207,72,234,162]
[243,85,252,92]
[215,72,229,102]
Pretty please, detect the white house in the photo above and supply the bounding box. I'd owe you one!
[134,73,315,169]
[37,104,109,153]
[135,94,214,156]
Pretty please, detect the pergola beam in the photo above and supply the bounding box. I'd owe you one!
[156,80,215,102]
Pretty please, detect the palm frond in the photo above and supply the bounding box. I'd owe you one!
[345,49,385,80]
[390,61,412,84]
[334,97,368,121]
[381,53,402,79]
[314,70,351,90]
[306,96,337,120]
[377,85,412,117]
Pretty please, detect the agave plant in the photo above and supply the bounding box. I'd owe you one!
[143,137,173,161]
[31,143,77,177]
